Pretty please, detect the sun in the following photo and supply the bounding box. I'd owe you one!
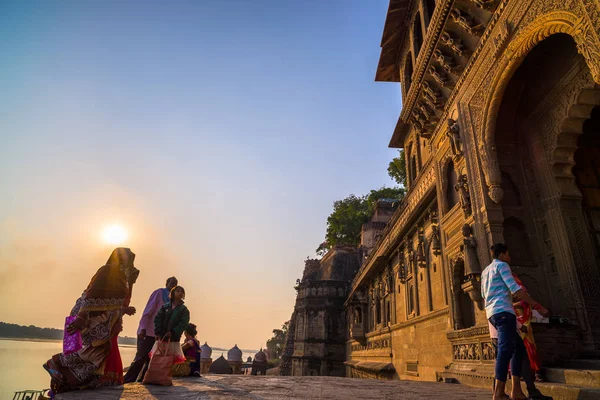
[102,224,129,246]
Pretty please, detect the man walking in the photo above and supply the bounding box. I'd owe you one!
[123,276,178,383]
[482,243,548,400]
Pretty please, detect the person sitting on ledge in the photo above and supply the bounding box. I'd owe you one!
[172,323,201,377]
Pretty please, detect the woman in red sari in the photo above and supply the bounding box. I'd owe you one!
[512,273,543,382]
[44,248,139,394]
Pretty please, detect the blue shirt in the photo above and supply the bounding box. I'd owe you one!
[481,259,521,319]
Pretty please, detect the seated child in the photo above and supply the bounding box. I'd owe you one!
[172,323,201,377]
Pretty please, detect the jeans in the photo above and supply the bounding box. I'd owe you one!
[123,335,156,383]
[492,336,539,394]
[490,311,524,382]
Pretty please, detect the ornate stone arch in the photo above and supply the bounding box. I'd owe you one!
[478,11,600,203]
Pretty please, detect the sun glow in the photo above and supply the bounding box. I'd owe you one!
[102,224,129,246]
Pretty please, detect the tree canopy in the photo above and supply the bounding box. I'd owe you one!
[266,321,289,361]
[321,186,404,251]
[387,150,407,187]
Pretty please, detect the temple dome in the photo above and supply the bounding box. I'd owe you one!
[254,348,267,363]
[200,342,212,359]
[209,355,232,374]
[227,344,243,362]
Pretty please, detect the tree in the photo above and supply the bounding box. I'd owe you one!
[324,194,370,249]
[266,321,290,360]
[321,187,405,250]
[388,149,407,187]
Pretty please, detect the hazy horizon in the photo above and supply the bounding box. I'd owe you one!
[0,0,401,350]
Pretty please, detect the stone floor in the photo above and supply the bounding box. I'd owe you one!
[56,375,492,399]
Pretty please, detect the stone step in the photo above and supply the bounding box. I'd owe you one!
[544,367,600,388]
[439,369,600,400]
[534,381,600,400]
[560,359,600,370]
[578,88,600,105]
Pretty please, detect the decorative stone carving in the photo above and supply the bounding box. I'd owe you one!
[462,224,481,276]
[440,31,466,57]
[416,224,427,268]
[446,325,489,340]
[450,8,484,37]
[452,342,494,361]
[491,20,511,59]
[431,226,441,257]
[470,0,498,10]
[478,142,503,203]
[434,49,456,75]
[452,343,479,360]
[454,174,472,217]
[422,81,442,105]
[482,342,496,360]
[572,17,600,85]
[430,210,442,257]
[410,110,427,132]
[429,65,448,87]
[398,247,407,283]
[446,118,463,157]
[417,101,434,121]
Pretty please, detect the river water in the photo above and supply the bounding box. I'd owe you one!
[0,339,254,399]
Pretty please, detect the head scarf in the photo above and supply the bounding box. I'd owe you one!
[79,248,140,314]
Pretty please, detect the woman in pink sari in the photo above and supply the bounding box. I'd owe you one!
[44,248,139,394]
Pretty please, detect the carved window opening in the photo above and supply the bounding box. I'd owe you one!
[446,160,459,210]
[413,12,424,58]
[376,300,382,325]
[404,53,414,94]
[407,284,415,316]
[386,300,392,325]
[410,155,418,184]
[574,105,600,255]
[354,307,363,324]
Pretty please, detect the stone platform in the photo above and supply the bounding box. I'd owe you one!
[56,375,491,399]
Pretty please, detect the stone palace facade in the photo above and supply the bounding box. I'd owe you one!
[342,0,600,385]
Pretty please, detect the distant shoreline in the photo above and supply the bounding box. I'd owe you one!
[0,337,138,347]
[0,338,258,353]
[0,337,61,343]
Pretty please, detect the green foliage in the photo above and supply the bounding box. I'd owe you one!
[322,186,405,250]
[388,150,407,187]
[266,321,289,360]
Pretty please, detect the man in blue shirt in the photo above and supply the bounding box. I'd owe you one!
[482,243,549,400]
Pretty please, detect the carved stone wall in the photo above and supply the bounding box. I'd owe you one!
[345,0,600,383]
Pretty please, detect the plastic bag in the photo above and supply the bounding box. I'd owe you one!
[63,316,82,355]
[142,341,174,386]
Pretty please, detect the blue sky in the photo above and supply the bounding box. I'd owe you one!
[0,0,401,348]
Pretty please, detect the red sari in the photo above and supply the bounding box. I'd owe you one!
[512,273,541,373]
[100,336,124,385]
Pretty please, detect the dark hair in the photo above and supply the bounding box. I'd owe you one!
[490,243,509,259]
[170,285,185,301]
[185,323,197,337]
[166,276,178,286]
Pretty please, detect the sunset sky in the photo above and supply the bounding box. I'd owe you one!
[0,0,401,350]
